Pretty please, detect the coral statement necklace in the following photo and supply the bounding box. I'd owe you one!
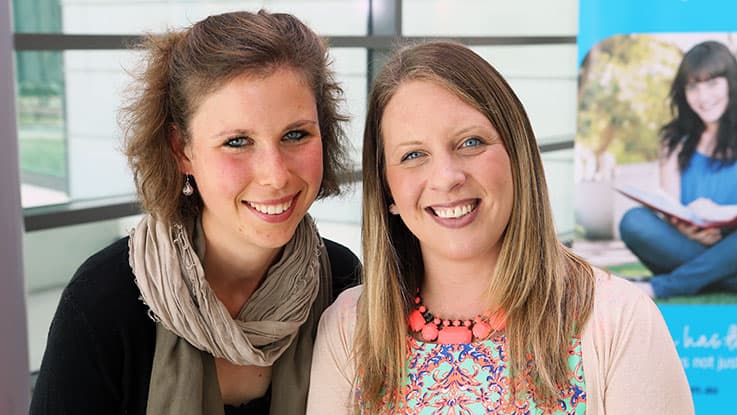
[408,289,506,344]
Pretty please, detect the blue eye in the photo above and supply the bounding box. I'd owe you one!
[401,151,423,162]
[461,137,483,148]
[225,137,250,148]
[283,130,308,142]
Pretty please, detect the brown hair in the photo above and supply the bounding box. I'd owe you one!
[356,41,596,411]
[121,10,350,223]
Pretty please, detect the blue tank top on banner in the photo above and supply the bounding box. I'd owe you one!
[681,152,737,205]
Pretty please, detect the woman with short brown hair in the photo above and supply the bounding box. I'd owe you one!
[31,10,359,415]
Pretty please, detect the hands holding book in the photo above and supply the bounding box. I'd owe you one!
[668,198,737,246]
[688,198,737,223]
[667,215,723,246]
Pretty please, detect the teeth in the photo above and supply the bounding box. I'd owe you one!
[433,202,476,219]
[248,200,292,215]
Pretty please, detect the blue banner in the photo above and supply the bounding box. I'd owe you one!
[577,1,737,413]
[661,305,737,412]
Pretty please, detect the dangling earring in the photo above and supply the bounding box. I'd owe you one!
[389,203,399,215]
[182,174,194,196]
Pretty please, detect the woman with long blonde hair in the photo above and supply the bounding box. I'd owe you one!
[307,41,692,414]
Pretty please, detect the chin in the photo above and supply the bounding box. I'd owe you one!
[253,235,293,251]
[432,243,491,261]
[260,224,303,249]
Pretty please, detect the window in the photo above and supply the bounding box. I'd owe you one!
[16,0,579,378]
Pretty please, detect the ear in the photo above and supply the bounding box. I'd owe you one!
[169,125,192,174]
[389,203,399,215]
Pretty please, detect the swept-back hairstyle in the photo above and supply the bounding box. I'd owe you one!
[356,41,596,411]
[121,10,350,223]
[662,40,737,169]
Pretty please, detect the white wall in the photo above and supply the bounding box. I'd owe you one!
[403,0,577,37]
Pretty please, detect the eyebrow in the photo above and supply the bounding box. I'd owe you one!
[392,140,424,149]
[284,119,319,130]
[213,128,255,140]
[212,119,318,139]
[453,124,496,137]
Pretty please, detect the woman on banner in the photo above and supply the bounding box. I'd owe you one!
[306,41,693,414]
[30,10,360,415]
[620,40,737,298]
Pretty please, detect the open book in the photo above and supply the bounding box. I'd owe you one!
[615,184,737,229]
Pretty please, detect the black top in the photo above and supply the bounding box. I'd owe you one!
[29,236,360,415]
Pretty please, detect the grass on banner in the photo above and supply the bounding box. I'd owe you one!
[604,262,737,304]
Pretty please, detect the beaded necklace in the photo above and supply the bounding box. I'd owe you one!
[408,289,506,344]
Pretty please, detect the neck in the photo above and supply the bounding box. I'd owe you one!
[699,125,719,154]
[420,254,498,319]
[200,214,283,317]
[704,120,719,135]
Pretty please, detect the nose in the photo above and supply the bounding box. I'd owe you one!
[694,84,707,99]
[428,153,466,192]
[256,147,290,189]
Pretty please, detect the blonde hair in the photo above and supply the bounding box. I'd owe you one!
[356,41,596,411]
[120,10,350,223]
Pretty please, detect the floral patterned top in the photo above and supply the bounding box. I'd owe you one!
[388,333,586,414]
[308,282,693,415]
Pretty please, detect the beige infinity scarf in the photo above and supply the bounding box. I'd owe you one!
[128,214,331,414]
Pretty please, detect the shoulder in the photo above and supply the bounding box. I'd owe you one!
[322,238,362,299]
[581,271,693,413]
[582,267,680,369]
[71,237,130,281]
[322,284,362,323]
[318,285,362,342]
[58,235,155,359]
[307,287,362,412]
[312,285,362,379]
[61,236,152,332]
[33,237,156,414]
[594,268,655,308]
[67,237,138,300]
[587,268,661,331]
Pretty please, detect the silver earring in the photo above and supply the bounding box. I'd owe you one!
[389,203,399,215]
[182,175,194,196]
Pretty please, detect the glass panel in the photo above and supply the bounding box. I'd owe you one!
[62,50,136,202]
[310,182,362,259]
[330,48,367,164]
[16,49,140,208]
[403,0,578,37]
[471,45,577,143]
[16,51,69,207]
[542,149,575,238]
[14,0,369,35]
[12,0,62,33]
